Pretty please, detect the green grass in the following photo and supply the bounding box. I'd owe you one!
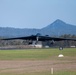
[0,48,55,60]
[54,71,76,75]
[0,71,76,75]
[0,48,76,60]
[0,48,76,75]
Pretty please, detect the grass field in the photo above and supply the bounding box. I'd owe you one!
[0,48,76,75]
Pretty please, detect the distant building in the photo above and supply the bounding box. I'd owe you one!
[34,44,42,48]
[31,41,42,48]
[70,46,76,48]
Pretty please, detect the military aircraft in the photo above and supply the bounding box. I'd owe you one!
[1,34,76,44]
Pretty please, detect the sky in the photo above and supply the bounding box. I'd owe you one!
[0,0,76,29]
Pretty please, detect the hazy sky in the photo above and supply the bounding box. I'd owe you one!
[0,0,76,28]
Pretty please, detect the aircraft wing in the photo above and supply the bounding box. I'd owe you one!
[1,35,76,41]
[39,37,76,41]
[0,35,37,40]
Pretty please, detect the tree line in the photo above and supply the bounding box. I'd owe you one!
[53,34,76,47]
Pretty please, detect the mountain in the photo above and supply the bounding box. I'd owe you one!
[41,19,76,36]
[0,19,76,37]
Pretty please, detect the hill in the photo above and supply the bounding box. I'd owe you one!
[41,19,76,36]
[0,19,76,37]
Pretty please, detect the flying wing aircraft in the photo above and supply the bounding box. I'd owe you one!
[1,35,76,42]
[0,34,76,48]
